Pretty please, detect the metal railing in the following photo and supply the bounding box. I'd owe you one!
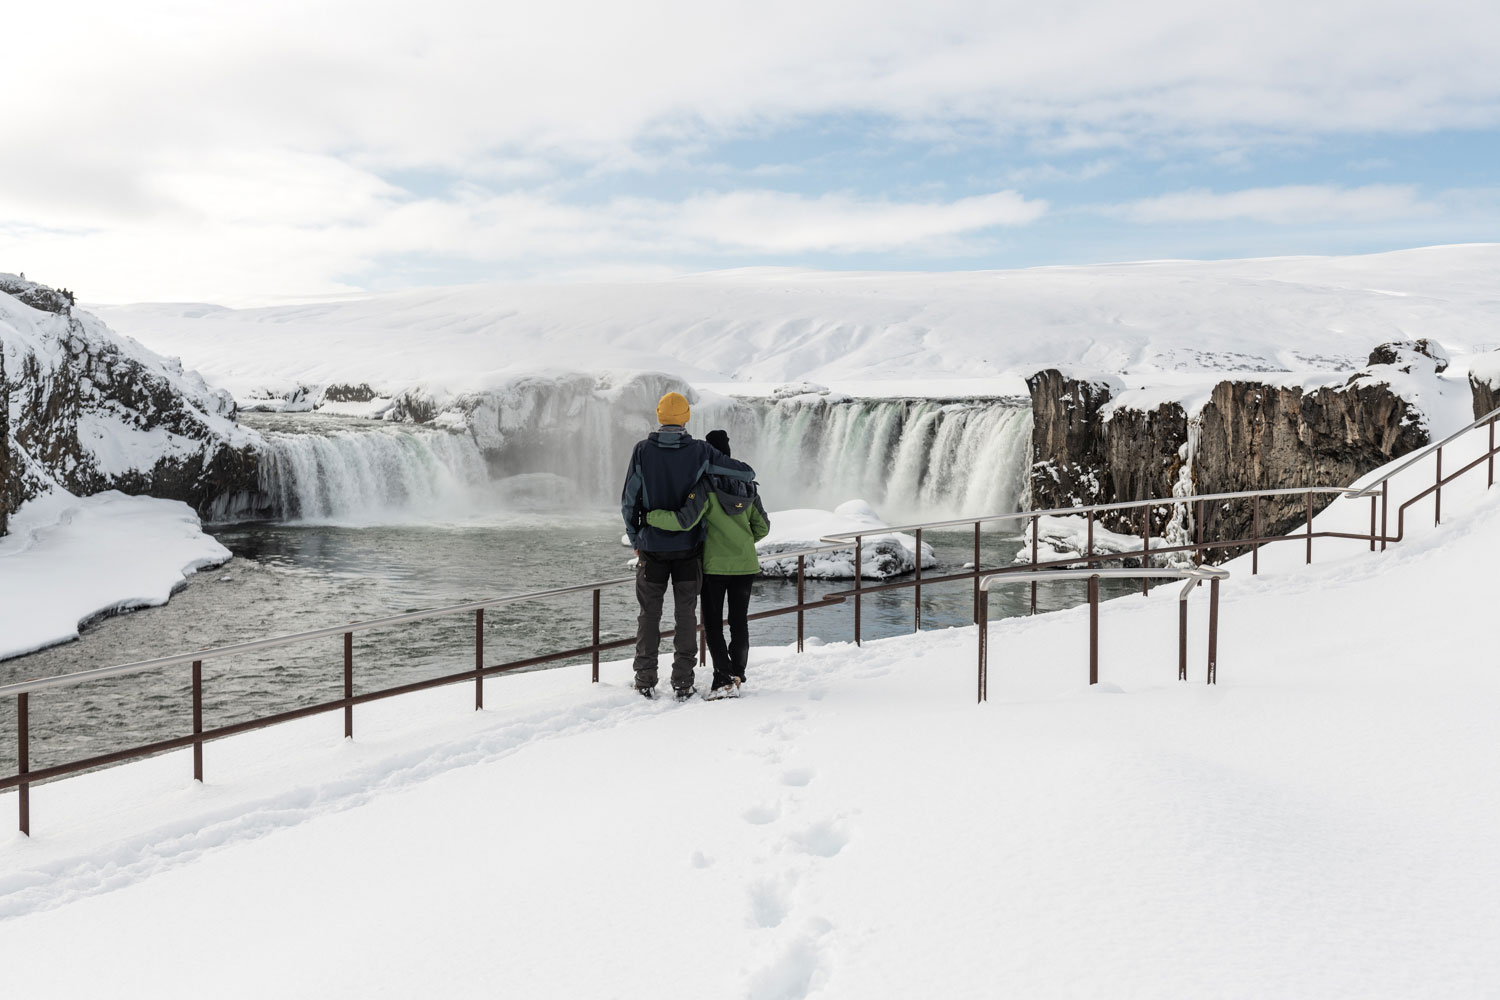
[2,405,1497,835]
[976,567,1228,703]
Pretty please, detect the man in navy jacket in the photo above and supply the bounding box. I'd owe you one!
[621,391,754,698]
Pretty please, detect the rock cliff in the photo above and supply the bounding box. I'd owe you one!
[2,275,259,522]
[1027,345,1438,556]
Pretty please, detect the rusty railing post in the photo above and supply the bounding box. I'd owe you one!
[1088,574,1100,685]
[699,624,707,667]
[474,608,484,710]
[796,554,806,653]
[1380,480,1388,551]
[1305,490,1313,564]
[972,522,981,623]
[1369,494,1377,552]
[854,535,863,647]
[1178,599,1188,681]
[591,589,601,682]
[1435,446,1443,525]
[343,631,353,739]
[17,692,29,836]
[914,527,923,632]
[977,588,988,704]
[1194,499,1204,567]
[1252,494,1260,574]
[192,659,203,782]
[1490,417,1496,488]
[1207,577,1220,684]
[1030,515,1039,615]
[1086,510,1094,566]
[1141,507,1151,595]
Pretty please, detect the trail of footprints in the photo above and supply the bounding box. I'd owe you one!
[723,704,851,999]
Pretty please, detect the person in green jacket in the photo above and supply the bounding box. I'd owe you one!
[646,429,770,696]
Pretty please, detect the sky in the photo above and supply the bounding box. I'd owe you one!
[2,0,1498,305]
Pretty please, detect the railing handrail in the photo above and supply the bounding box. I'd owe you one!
[980,565,1228,600]
[0,541,854,699]
[816,486,1366,538]
[1345,403,1500,497]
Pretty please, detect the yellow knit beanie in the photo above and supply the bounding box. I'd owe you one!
[656,391,690,426]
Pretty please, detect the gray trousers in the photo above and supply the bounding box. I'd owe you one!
[633,548,702,690]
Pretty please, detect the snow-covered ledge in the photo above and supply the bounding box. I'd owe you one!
[0,491,230,661]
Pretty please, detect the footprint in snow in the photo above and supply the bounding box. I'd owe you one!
[779,767,815,788]
[742,802,782,825]
[748,876,791,929]
[788,819,849,858]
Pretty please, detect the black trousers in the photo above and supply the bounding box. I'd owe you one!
[633,548,703,690]
[701,573,754,685]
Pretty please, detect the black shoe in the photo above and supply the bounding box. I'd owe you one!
[673,686,696,702]
[636,686,656,700]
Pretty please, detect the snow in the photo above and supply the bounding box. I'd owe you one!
[756,500,937,579]
[0,492,231,660]
[1009,513,1145,565]
[90,245,1500,409]
[1,420,1498,995]
[2,431,1498,995]
[1469,349,1500,392]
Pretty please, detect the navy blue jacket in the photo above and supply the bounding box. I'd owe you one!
[621,426,755,552]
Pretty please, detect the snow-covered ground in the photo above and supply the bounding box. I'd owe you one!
[0,492,231,660]
[2,421,1495,997]
[92,245,1500,406]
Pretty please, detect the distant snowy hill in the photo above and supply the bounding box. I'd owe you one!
[93,245,1500,404]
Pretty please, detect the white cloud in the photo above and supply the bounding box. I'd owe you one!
[1107,185,1438,225]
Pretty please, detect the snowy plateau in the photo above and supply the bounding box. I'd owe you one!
[1,246,1499,997]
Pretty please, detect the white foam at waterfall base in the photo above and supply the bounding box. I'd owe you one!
[258,426,493,525]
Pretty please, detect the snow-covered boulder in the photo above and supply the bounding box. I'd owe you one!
[1009,514,1144,567]
[757,500,936,580]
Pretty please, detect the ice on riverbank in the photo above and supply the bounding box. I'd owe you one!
[0,491,230,660]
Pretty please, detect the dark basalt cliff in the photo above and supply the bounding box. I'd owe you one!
[1027,344,1437,555]
[1193,378,1426,549]
[2,275,259,528]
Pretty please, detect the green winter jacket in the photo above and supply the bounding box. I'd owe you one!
[647,476,771,575]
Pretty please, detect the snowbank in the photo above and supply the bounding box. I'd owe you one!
[0,491,230,660]
[757,500,936,579]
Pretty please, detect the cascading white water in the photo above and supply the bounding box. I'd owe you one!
[256,424,491,523]
[225,383,1033,526]
[747,398,1032,523]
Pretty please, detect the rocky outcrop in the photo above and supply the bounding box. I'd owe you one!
[1027,356,1433,558]
[1194,378,1427,551]
[1025,370,1117,513]
[1026,369,1188,536]
[1471,351,1500,420]
[2,275,260,519]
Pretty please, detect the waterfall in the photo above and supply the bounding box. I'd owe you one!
[216,383,1033,527]
[747,397,1032,523]
[240,422,492,524]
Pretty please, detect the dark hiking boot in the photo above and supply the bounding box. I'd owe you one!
[636,686,657,700]
[673,685,697,702]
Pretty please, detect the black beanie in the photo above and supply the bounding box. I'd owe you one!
[706,429,731,456]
